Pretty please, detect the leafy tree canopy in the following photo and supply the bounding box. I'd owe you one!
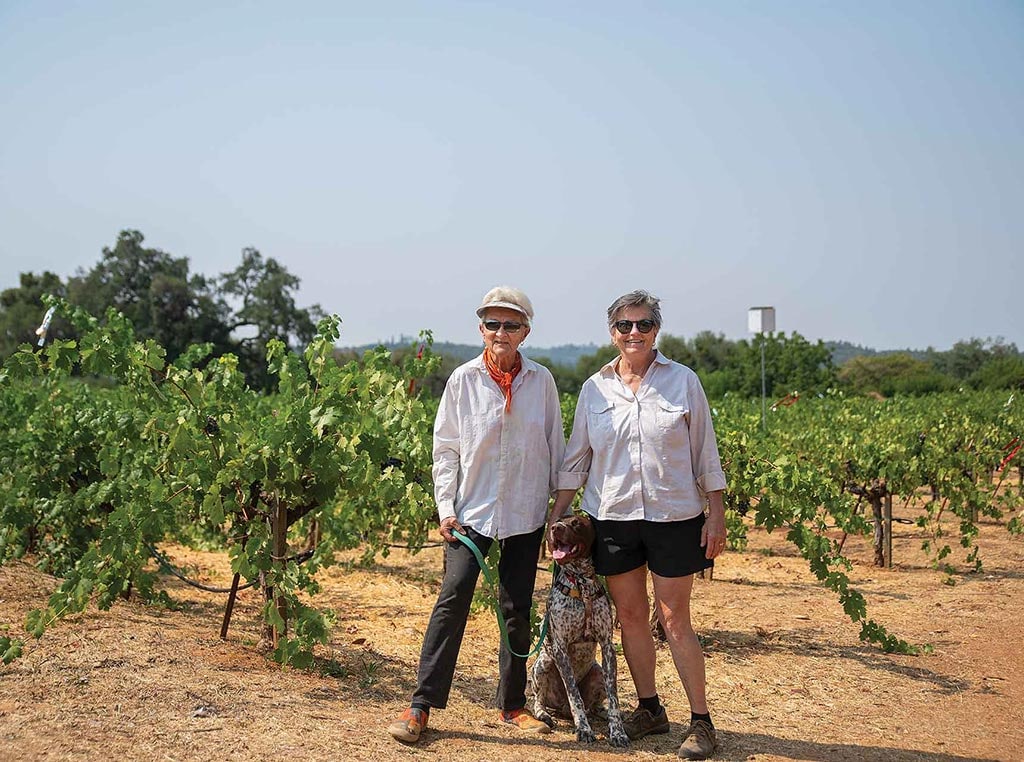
[838,353,954,396]
[219,247,324,389]
[2,230,323,390]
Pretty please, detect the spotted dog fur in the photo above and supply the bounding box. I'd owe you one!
[529,513,628,747]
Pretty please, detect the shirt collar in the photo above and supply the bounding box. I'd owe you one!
[599,349,668,377]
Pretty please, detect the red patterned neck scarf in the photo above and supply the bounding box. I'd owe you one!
[484,350,522,413]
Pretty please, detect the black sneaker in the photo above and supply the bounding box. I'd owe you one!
[623,704,670,740]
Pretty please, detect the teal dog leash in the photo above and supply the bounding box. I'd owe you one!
[451,529,550,659]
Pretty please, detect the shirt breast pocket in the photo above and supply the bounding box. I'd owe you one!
[586,400,615,447]
[655,402,689,440]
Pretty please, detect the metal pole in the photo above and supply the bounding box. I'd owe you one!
[760,335,767,433]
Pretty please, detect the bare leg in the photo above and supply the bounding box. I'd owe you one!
[605,566,657,698]
[651,573,708,714]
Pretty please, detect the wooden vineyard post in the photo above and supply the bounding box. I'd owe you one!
[883,493,893,569]
[221,529,250,641]
[221,572,241,640]
[870,494,884,568]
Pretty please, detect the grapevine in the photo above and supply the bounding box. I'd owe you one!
[1,298,440,665]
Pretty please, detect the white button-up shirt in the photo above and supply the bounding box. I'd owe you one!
[558,351,726,522]
[433,353,565,539]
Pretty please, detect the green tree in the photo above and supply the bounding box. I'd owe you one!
[738,332,835,398]
[67,230,232,360]
[658,331,740,373]
[0,271,69,358]
[656,332,744,400]
[219,248,324,389]
[927,338,1019,381]
[544,344,618,394]
[968,355,1024,390]
[838,353,953,396]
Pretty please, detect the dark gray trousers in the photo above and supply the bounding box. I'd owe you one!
[411,525,544,711]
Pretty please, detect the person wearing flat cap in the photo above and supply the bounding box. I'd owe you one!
[389,286,565,744]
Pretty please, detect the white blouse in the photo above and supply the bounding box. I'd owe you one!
[558,351,726,522]
[433,353,565,539]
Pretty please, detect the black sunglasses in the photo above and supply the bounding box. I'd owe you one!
[613,319,656,335]
[482,319,524,334]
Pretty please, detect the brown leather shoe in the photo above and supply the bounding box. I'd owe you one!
[388,707,428,743]
[499,708,552,734]
[623,704,670,740]
[677,718,717,759]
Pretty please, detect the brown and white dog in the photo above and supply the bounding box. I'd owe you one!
[528,513,628,747]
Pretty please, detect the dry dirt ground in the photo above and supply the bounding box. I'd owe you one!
[1,505,1022,762]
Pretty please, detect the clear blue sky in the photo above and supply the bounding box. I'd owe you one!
[2,1,1021,351]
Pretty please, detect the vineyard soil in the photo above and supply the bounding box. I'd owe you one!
[1,509,1022,762]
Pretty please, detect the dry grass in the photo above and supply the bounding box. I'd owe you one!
[1,504,1022,762]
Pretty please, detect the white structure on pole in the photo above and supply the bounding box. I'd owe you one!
[748,307,775,432]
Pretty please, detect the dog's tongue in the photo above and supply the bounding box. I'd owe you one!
[552,541,576,561]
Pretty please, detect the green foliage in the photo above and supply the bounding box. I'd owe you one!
[968,355,1024,391]
[1,635,23,664]
[927,338,1017,381]
[3,297,1022,664]
[838,353,954,396]
[1,230,326,392]
[66,230,233,363]
[0,271,70,358]
[544,331,834,399]
[543,344,619,394]
[0,301,439,665]
[713,389,1022,651]
[219,247,325,389]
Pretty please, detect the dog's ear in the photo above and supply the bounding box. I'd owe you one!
[577,513,596,549]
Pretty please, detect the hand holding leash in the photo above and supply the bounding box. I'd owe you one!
[439,516,464,543]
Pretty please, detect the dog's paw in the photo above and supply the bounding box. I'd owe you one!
[576,726,597,744]
[537,710,554,728]
[608,727,630,748]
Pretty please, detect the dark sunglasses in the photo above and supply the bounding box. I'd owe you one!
[482,319,524,334]
[613,319,656,335]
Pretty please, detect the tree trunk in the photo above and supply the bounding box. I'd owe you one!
[272,500,289,647]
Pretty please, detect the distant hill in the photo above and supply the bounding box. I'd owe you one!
[346,337,950,368]
[342,339,601,367]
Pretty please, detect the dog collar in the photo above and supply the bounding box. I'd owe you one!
[554,580,606,600]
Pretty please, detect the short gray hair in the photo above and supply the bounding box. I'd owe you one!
[607,290,662,329]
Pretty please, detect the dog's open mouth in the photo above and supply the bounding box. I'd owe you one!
[551,541,578,562]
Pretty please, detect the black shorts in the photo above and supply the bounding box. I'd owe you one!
[590,513,713,578]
